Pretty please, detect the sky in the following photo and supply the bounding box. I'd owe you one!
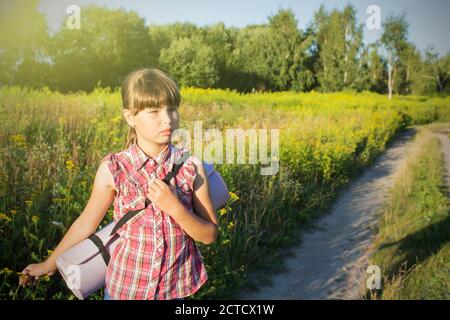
[38,0,450,56]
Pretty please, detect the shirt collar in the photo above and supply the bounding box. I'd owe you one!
[129,142,173,172]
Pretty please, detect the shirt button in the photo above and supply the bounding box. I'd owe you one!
[157,248,163,253]
[156,229,162,234]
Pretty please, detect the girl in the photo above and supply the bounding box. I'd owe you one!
[20,68,219,300]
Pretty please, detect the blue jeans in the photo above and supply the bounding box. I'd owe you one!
[104,290,184,300]
[104,290,114,300]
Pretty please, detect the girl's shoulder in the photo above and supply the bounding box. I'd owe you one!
[100,148,128,165]
[99,148,134,183]
[102,142,147,165]
[100,151,123,172]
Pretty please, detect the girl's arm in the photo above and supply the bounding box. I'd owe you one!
[191,161,219,227]
[20,161,116,286]
[148,161,219,245]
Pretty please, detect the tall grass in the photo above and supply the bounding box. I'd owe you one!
[366,126,450,300]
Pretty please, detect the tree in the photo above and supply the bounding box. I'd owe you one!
[437,54,450,94]
[265,9,314,91]
[231,24,273,91]
[312,5,364,92]
[50,6,151,92]
[159,36,218,88]
[200,23,237,89]
[230,9,315,92]
[398,43,421,94]
[410,48,450,95]
[367,44,387,93]
[147,22,200,69]
[0,0,50,87]
[380,14,409,99]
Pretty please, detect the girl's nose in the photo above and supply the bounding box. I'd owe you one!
[161,108,172,124]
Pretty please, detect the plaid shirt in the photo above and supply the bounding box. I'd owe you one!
[101,142,208,300]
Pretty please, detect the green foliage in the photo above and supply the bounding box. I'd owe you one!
[265,9,313,91]
[313,5,365,92]
[1,3,449,95]
[160,36,219,88]
[49,6,151,92]
[0,0,50,88]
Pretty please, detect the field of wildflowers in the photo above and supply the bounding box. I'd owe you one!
[0,86,448,299]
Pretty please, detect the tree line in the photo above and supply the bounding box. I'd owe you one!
[1,0,449,96]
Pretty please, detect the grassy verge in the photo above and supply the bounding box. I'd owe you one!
[366,125,450,300]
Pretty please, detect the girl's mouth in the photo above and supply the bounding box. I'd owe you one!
[160,129,172,136]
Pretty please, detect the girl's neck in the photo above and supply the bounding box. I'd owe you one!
[136,139,169,159]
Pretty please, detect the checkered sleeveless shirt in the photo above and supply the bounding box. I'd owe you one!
[101,142,208,300]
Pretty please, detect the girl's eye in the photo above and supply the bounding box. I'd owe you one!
[147,107,177,114]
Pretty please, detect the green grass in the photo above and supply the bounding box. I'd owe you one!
[367,127,450,300]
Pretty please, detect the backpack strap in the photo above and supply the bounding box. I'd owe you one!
[88,233,111,266]
[163,150,191,183]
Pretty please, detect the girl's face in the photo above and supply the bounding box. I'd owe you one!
[125,105,179,144]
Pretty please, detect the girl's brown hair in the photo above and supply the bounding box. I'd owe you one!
[121,68,181,148]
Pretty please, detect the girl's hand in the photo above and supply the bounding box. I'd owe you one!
[147,178,180,214]
[19,261,56,287]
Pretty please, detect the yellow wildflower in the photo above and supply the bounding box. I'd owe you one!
[25,200,32,207]
[11,134,27,147]
[66,159,76,171]
[32,215,39,224]
[0,213,12,222]
[227,221,234,230]
[52,197,66,203]
[3,268,12,275]
[218,208,227,216]
[229,191,239,201]
[111,116,122,124]
[10,210,17,215]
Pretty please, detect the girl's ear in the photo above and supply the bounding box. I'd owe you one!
[123,109,135,127]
